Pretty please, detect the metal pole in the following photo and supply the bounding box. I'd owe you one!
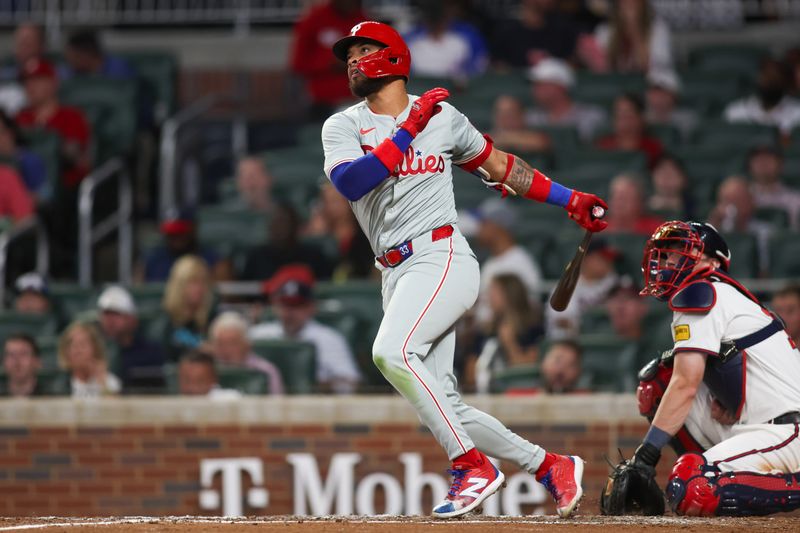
[78,175,95,288]
[119,167,134,285]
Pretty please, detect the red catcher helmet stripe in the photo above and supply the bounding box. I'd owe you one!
[332,20,411,79]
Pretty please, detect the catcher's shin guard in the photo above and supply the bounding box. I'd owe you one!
[667,453,800,516]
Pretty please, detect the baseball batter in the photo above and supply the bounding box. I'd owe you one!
[619,220,800,516]
[321,21,608,519]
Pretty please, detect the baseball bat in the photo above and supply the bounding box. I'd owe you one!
[549,206,606,312]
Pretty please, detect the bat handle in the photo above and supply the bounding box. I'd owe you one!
[591,205,606,220]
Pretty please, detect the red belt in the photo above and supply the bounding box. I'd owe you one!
[376,225,454,268]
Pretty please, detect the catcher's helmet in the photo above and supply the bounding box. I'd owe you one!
[332,21,411,79]
[688,221,730,271]
[640,220,705,301]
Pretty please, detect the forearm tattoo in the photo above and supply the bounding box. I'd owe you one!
[503,156,534,196]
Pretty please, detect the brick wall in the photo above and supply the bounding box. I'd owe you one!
[0,396,676,516]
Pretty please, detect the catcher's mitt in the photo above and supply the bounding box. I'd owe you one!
[600,453,666,515]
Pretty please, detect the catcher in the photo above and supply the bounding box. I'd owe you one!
[602,221,800,517]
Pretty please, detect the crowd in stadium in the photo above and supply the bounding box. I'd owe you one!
[1,0,800,399]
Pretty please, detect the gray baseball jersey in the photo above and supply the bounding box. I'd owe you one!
[322,97,489,254]
[320,94,547,473]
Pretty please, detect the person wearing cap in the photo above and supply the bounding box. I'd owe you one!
[524,58,606,141]
[96,285,166,394]
[139,208,227,283]
[644,69,697,141]
[208,311,284,395]
[746,145,800,230]
[249,264,361,394]
[15,58,91,188]
[595,93,664,170]
[13,272,52,316]
[472,197,543,328]
[605,173,665,235]
[546,237,621,339]
[1,334,44,397]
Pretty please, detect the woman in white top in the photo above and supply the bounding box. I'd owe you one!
[593,0,674,74]
[58,321,121,398]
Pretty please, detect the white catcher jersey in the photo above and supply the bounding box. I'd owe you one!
[322,96,489,254]
[671,281,800,425]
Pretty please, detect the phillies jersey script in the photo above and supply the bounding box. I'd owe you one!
[322,97,488,255]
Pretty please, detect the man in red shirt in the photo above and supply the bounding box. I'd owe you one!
[15,58,91,188]
[289,0,366,117]
[595,93,664,170]
[0,165,34,222]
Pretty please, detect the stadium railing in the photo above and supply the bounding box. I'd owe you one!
[0,216,49,309]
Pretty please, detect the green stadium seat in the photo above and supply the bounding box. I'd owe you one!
[451,71,530,109]
[691,122,779,151]
[647,124,681,150]
[218,367,269,394]
[197,206,269,255]
[754,207,789,227]
[49,283,96,319]
[573,72,646,108]
[678,69,746,116]
[490,364,540,393]
[128,283,166,314]
[0,311,58,341]
[117,50,178,124]
[263,147,325,186]
[315,280,382,315]
[35,335,59,369]
[580,307,612,335]
[36,369,71,396]
[576,334,639,392]
[769,230,800,277]
[314,308,361,355]
[672,147,743,187]
[721,232,759,279]
[250,339,317,394]
[558,150,648,195]
[59,78,139,164]
[688,45,768,81]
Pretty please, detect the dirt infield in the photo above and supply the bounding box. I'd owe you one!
[1,515,798,532]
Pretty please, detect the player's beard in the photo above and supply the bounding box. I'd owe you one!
[350,74,392,98]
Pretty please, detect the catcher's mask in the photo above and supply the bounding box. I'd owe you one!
[332,21,411,80]
[640,220,704,301]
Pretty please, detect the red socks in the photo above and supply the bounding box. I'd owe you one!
[535,452,559,479]
[453,447,485,469]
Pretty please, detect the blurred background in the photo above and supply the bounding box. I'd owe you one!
[0,0,799,399]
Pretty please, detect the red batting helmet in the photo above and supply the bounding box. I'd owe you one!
[332,21,411,79]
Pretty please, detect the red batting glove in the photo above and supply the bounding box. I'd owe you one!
[399,87,449,138]
[566,190,609,232]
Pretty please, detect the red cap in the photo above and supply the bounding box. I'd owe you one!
[160,219,194,236]
[20,58,57,81]
[262,264,315,306]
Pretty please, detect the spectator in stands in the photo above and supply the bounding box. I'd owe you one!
[785,47,800,98]
[771,286,800,348]
[490,94,551,153]
[0,110,47,197]
[0,23,45,115]
[471,274,544,394]
[16,58,91,188]
[747,145,800,230]
[592,0,674,73]
[605,173,664,235]
[208,311,284,395]
[473,197,543,327]
[546,238,620,338]
[304,182,375,280]
[95,286,166,394]
[289,0,366,118]
[60,29,136,81]
[596,93,664,169]
[647,154,694,219]
[2,334,42,397]
[490,0,581,68]
[606,278,648,342]
[0,164,34,223]
[249,264,361,394]
[724,58,800,138]
[525,58,606,142]
[708,175,772,275]
[156,255,217,362]
[235,156,275,214]
[58,321,121,398]
[539,340,583,394]
[13,272,52,315]
[177,350,240,399]
[404,0,488,79]
[241,202,333,281]
[140,209,229,282]
[644,69,697,141]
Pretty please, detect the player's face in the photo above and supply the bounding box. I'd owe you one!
[346,42,389,97]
